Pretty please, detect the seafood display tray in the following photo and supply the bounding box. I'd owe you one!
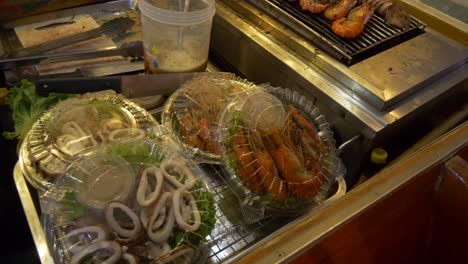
[21,93,158,193]
[248,0,425,65]
[13,161,345,264]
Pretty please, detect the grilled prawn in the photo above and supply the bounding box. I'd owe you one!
[324,0,357,21]
[299,0,330,14]
[332,4,374,39]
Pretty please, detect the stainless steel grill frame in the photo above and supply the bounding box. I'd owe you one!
[249,0,425,65]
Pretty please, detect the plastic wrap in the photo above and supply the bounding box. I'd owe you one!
[19,93,158,192]
[40,139,218,264]
[218,85,345,217]
[162,74,258,164]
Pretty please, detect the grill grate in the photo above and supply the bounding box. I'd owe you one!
[259,0,425,65]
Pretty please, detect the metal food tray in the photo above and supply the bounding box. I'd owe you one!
[14,161,345,263]
[16,120,468,264]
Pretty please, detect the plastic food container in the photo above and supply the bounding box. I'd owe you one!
[162,74,258,164]
[218,85,346,217]
[41,139,217,264]
[139,0,215,74]
[19,93,158,192]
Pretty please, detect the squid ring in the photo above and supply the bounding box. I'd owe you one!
[61,121,87,138]
[140,205,167,230]
[160,159,196,190]
[151,206,167,230]
[96,130,108,144]
[70,240,121,264]
[56,134,81,154]
[137,167,164,207]
[147,192,175,243]
[122,253,138,264]
[140,206,151,229]
[173,188,201,232]
[158,245,195,264]
[149,242,172,259]
[62,120,98,146]
[64,225,106,255]
[105,202,142,239]
[102,119,126,135]
[109,128,145,142]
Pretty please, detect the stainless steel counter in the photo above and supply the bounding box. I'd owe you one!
[241,0,467,110]
[210,0,467,183]
[212,0,467,131]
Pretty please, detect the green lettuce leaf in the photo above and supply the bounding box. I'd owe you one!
[169,181,216,248]
[106,141,164,167]
[2,80,76,140]
[63,192,87,220]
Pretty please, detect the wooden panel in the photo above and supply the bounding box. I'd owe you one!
[429,155,468,264]
[290,165,440,264]
[456,145,468,161]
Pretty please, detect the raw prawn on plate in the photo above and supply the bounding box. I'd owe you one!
[218,85,345,215]
[20,93,158,192]
[162,74,258,164]
[40,139,217,264]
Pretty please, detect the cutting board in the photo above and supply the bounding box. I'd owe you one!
[14,14,126,75]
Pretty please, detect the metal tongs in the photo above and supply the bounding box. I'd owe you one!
[0,17,138,70]
[0,41,143,70]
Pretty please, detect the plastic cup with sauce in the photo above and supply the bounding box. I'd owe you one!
[139,0,215,74]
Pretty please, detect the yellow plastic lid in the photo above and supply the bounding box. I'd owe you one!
[370,147,388,165]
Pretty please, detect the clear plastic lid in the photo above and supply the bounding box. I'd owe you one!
[218,85,346,216]
[20,93,158,192]
[162,74,258,164]
[41,139,217,264]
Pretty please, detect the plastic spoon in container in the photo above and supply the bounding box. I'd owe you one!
[178,0,190,49]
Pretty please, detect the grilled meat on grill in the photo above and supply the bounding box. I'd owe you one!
[385,4,411,29]
[358,0,411,29]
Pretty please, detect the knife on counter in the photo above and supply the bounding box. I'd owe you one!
[34,72,234,98]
